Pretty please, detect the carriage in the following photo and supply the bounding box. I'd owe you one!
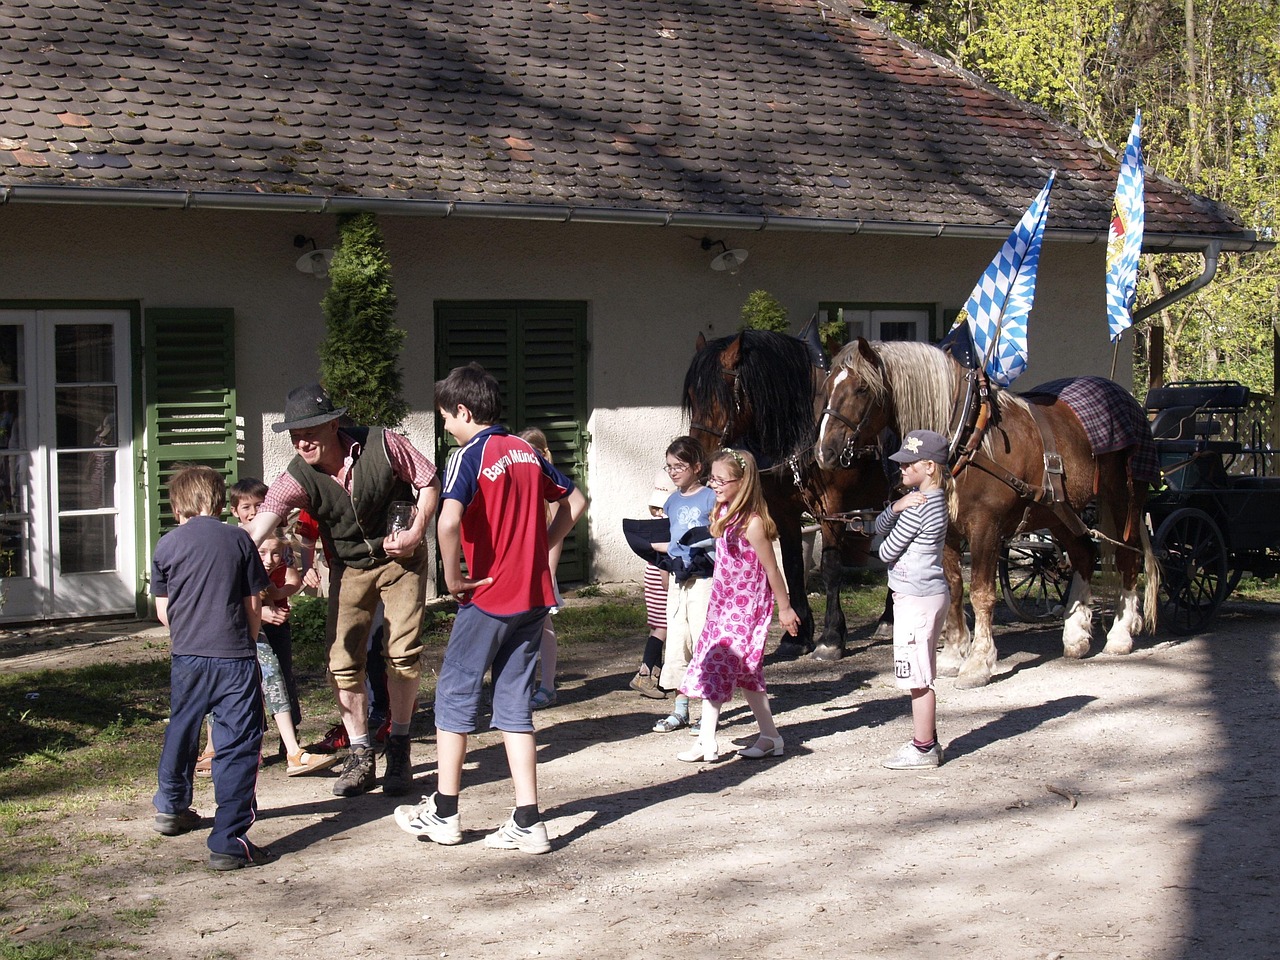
[1000,379,1280,634]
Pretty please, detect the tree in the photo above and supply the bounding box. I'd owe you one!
[318,212,408,427]
[740,289,789,332]
[863,0,1280,395]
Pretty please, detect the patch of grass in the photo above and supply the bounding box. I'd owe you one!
[0,939,110,960]
[1234,574,1280,602]
[555,597,647,645]
[112,904,158,929]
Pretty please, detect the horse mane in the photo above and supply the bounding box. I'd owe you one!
[830,339,1027,438]
[683,329,817,458]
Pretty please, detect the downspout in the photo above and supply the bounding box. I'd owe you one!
[1131,240,1221,389]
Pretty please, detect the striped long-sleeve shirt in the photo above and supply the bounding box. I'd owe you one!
[875,490,949,597]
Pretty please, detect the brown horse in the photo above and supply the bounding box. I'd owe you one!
[814,339,1160,687]
[683,330,890,659]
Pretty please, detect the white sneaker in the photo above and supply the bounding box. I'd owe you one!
[483,814,551,854]
[881,740,943,770]
[394,793,462,845]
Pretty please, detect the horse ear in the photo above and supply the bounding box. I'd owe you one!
[695,332,707,352]
[856,337,879,367]
[720,333,743,372]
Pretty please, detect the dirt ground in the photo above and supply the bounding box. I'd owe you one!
[5,601,1280,960]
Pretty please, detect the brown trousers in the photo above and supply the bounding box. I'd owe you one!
[326,546,429,690]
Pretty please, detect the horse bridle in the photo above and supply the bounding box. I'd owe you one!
[818,403,881,467]
[689,369,743,449]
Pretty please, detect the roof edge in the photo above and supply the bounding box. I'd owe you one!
[2,185,1268,253]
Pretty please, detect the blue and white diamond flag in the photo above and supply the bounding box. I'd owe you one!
[1106,111,1145,343]
[954,171,1056,387]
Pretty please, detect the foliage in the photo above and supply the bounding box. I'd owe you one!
[318,212,408,427]
[739,290,789,333]
[863,0,1280,395]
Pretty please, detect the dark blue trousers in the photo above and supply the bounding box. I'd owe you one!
[154,655,264,857]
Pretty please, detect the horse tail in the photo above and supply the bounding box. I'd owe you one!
[1141,519,1160,634]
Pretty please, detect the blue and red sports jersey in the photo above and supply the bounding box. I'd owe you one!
[441,425,575,616]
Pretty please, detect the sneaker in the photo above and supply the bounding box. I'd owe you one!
[332,745,377,797]
[315,721,349,754]
[629,671,666,699]
[382,734,413,796]
[881,740,944,770]
[394,793,462,845]
[208,841,274,871]
[483,814,551,855]
[153,808,202,836]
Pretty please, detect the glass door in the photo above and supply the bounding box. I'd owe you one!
[0,308,135,620]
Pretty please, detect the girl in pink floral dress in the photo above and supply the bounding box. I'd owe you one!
[678,449,800,764]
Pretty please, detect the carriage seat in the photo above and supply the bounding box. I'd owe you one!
[1146,381,1248,440]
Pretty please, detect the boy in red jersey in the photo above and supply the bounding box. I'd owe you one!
[394,363,586,854]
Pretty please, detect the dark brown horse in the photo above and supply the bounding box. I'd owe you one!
[683,330,890,659]
[814,338,1159,687]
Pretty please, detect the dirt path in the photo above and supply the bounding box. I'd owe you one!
[10,604,1280,959]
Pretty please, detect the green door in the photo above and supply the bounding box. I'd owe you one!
[435,301,590,582]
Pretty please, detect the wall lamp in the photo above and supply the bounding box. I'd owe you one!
[700,237,749,274]
[294,235,335,279]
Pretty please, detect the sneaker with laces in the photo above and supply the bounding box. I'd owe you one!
[315,721,349,754]
[394,793,462,845]
[483,814,551,854]
[881,740,944,770]
[332,745,377,797]
[382,734,413,795]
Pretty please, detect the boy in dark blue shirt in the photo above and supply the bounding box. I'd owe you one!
[151,465,272,870]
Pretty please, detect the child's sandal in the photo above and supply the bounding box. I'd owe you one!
[286,750,340,777]
[195,748,214,777]
[652,714,688,733]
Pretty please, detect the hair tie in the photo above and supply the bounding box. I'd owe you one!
[720,447,746,471]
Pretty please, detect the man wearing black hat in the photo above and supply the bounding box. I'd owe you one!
[247,384,439,798]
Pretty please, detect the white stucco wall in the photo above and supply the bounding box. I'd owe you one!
[0,203,1126,594]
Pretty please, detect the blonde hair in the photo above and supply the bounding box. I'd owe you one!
[708,449,778,540]
[905,456,959,523]
[518,426,551,462]
[168,465,226,520]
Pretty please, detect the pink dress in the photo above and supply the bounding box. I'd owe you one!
[680,517,773,703]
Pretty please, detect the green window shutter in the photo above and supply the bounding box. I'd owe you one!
[436,301,590,583]
[142,308,238,550]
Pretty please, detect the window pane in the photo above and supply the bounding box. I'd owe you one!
[55,324,113,384]
[0,452,29,515]
[0,515,30,578]
[879,321,917,341]
[0,390,24,452]
[59,515,116,574]
[58,452,117,510]
[0,326,24,385]
[55,387,117,449]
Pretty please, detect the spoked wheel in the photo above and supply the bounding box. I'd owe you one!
[999,531,1073,622]
[1154,507,1229,635]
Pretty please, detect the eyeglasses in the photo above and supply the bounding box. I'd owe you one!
[664,462,691,475]
[706,475,739,488]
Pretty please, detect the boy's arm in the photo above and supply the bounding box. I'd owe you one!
[547,488,587,552]
[155,596,169,627]
[243,593,262,640]
[438,498,492,601]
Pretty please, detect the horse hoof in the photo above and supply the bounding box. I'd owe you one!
[773,641,811,661]
[1062,642,1090,660]
[954,669,992,689]
[871,621,893,641]
[811,644,843,662]
[936,662,960,678]
[1101,638,1134,656]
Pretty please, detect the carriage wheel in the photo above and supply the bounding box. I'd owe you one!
[1154,507,1229,635]
[999,531,1073,622]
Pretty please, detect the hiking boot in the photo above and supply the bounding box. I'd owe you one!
[483,813,551,854]
[382,734,413,796]
[394,792,462,845]
[881,740,944,770]
[153,808,202,836]
[332,746,377,797]
[208,841,274,871]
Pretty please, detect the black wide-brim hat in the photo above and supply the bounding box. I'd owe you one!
[271,383,348,433]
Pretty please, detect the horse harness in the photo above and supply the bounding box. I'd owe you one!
[945,367,1094,542]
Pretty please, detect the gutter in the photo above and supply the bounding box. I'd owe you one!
[1131,240,1222,324]
[0,185,1270,255]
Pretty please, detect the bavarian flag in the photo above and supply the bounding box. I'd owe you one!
[953,171,1056,387]
[1106,111,1145,343]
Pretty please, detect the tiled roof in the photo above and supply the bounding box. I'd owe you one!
[0,0,1257,247]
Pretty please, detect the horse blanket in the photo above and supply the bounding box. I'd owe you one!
[1022,377,1161,484]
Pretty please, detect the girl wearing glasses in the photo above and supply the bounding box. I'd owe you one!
[677,448,799,763]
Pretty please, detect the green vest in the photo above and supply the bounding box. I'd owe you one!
[286,426,414,570]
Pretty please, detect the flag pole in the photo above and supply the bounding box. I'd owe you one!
[1109,337,1120,380]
